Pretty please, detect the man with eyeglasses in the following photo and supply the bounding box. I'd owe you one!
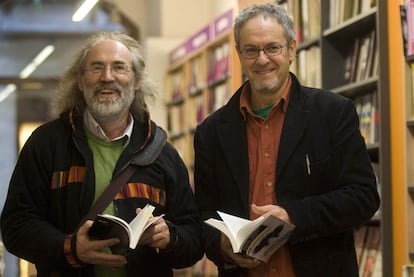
[194,3,380,277]
[1,31,203,277]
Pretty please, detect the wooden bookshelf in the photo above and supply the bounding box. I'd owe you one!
[164,9,242,180]
[165,9,242,277]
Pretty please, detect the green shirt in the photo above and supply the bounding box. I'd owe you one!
[85,127,127,277]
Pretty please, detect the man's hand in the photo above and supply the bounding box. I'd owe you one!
[76,220,127,267]
[251,203,292,223]
[220,234,261,269]
[138,215,170,250]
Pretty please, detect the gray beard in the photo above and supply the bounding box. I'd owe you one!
[251,77,281,94]
[87,89,135,122]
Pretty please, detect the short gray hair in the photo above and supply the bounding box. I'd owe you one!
[234,3,296,50]
[53,31,157,121]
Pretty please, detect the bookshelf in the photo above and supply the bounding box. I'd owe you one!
[319,0,392,276]
[164,9,242,277]
[164,9,241,184]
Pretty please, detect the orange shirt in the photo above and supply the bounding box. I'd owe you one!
[239,78,296,277]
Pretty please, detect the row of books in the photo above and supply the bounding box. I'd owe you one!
[167,41,231,104]
[207,42,230,86]
[355,225,382,277]
[167,70,185,103]
[207,83,229,115]
[293,45,321,88]
[400,0,414,57]
[329,0,376,28]
[187,95,205,129]
[344,30,378,84]
[188,57,205,95]
[168,83,230,138]
[284,0,321,43]
[355,92,379,145]
[167,104,185,137]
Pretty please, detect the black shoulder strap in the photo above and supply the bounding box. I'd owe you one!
[132,126,167,166]
[80,126,167,224]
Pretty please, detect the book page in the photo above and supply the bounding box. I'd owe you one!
[129,204,156,248]
[205,211,295,260]
[217,211,250,240]
[204,218,240,251]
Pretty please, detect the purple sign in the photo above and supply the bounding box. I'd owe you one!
[169,9,234,64]
[214,9,233,37]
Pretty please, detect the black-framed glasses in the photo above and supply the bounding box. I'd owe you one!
[84,63,133,75]
[239,42,289,59]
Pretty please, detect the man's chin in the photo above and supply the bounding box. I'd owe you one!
[252,82,279,94]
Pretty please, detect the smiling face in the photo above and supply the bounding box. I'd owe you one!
[238,15,296,97]
[77,39,140,122]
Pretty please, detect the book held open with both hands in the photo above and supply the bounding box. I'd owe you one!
[88,204,164,254]
[204,211,295,262]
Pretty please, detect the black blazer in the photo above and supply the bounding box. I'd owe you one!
[194,73,380,277]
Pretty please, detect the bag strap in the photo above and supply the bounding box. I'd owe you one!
[80,127,167,224]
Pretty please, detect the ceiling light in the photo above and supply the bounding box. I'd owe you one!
[19,63,37,79]
[0,84,17,103]
[72,0,99,22]
[19,45,55,79]
[33,45,55,65]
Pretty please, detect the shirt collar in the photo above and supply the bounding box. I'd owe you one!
[240,75,292,120]
[83,109,133,143]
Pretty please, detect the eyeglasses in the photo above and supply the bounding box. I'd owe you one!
[239,42,289,59]
[84,63,133,75]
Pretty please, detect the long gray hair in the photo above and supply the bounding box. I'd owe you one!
[53,31,157,121]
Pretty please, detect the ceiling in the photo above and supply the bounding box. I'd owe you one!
[0,0,133,84]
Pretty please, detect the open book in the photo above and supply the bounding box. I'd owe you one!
[204,211,295,262]
[88,204,163,254]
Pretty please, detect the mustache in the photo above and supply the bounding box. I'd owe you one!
[94,82,122,93]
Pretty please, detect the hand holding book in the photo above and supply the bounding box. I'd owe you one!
[204,210,295,262]
[88,204,164,254]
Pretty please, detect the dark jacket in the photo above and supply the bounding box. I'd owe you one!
[1,110,203,277]
[194,73,380,277]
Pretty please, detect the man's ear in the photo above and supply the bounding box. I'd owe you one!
[288,39,297,63]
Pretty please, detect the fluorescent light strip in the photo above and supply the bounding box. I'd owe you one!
[19,45,55,79]
[72,0,99,22]
[0,84,17,103]
[33,45,55,65]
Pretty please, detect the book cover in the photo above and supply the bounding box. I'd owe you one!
[204,211,295,262]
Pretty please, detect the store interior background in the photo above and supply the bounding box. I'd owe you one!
[0,0,241,276]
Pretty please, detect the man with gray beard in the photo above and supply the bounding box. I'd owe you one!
[1,31,203,277]
[194,3,380,277]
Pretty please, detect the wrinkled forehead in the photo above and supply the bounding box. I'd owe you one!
[85,39,132,64]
